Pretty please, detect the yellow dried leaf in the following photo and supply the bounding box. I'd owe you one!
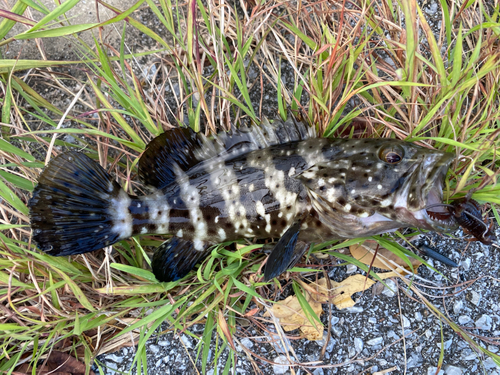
[310,272,399,309]
[264,290,324,340]
[350,241,421,271]
[308,275,375,309]
[265,272,401,339]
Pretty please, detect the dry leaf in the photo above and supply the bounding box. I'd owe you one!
[312,275,375,309]
[310,272,399,310]
[218,309,236,351]
[264,290,323,340]
[265,272,401,339]
[15,351,95,375]
[350,240,421,271]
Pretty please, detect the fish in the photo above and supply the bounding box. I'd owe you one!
[28,117,458,282]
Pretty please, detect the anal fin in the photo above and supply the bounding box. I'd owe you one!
[152,237,210,282]
[263,218,310,281]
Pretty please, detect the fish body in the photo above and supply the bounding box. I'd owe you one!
[29,118,457,281]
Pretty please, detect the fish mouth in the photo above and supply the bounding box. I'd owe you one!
[396,151,458,232]
[421,179,458,231]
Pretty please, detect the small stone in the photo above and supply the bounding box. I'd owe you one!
[427,367,444,375]
[149,344,159,354]
[407,353,423,368]
[330,316,339,325]
[158,340,170,346]
[461,349,477,361]
[436,338,453,350]
[312,369,324,375]
[273,355,289,374]
[267,333,292,354]
[401,314,411,328]
[382,279,396,298]
[484,357,500,370]
[316,333,336,353]
[489,345,499,353]
[367,337,383,346]
[347,306,363,313]
[348,346,356,358]
[415,312,423,322]
[368,317,377,324]
[444,365,464,375]
[105,361,118,374]
[475,314,492,331]
[332,326,343,337]
[346,264,357,273]
[106,354,123,363]
[240,337,254,350]
[458,315,471,324]
[469,291,481,306]
[453,300,463,314]
[180,334,193,349]
[354,338,364,353]
[460,258,471,271]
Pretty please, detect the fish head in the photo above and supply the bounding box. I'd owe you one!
[299,139,457,236]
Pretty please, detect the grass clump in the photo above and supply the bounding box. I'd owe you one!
[0,0,500,373]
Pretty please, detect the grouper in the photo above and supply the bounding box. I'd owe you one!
[28,117,458,281]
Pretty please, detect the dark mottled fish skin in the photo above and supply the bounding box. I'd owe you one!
[28,117,458,282]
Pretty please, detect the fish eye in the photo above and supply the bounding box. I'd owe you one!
[378,145,404,164]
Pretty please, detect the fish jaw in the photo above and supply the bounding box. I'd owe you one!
[394,151,458,232]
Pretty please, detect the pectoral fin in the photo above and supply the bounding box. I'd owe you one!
[263,218,310,281]
[152,238,210,282]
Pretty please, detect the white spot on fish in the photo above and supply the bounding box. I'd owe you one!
[368,176,373,182]
[110,190,132,239]
[351,189,356,194]
[176,229,183,238]
[193,239,204,251]
[249,184,254,192]
[377,184,382,190]
[175,165,206,242]
[380,197,392,207]
[345,203,352,211]
[288,167,296,177]
[218,228,226,241]
[137,203,141,208]
[215,216,219,223]
[141,227,148,234]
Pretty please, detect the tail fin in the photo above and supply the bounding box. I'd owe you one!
[29,151,123,256]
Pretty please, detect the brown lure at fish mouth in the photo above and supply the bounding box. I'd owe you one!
[28,117,459,282]
[427,198,497,245]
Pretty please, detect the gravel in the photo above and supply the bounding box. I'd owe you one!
[92,226,500,375]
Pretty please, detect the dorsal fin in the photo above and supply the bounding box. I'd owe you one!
[139,117,316,189]
[138,127,205,188]
[212,116,315,159]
